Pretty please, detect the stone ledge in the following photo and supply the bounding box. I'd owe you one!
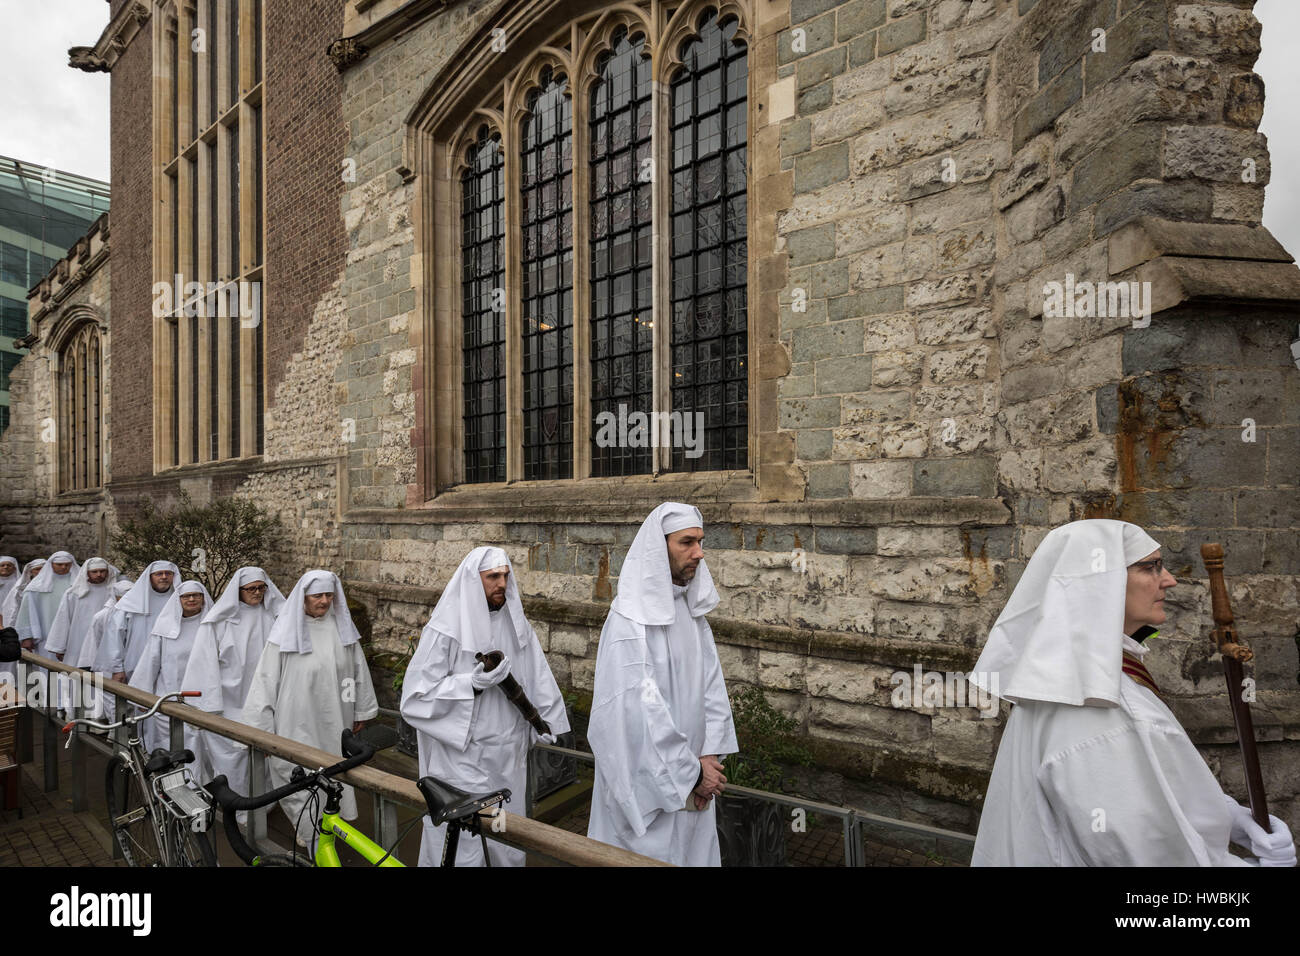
[1134,256,1300,316]
[1109,217,1293,275]
[344,495,1012,527]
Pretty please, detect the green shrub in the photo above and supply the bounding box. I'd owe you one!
[110,491,282,597]
[723,685,814,792]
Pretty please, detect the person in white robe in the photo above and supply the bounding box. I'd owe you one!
[0,558,42,631]
[45,558,120,713]
[46,558,120,665]
[0,556,33,685]
[16,551,80,658]
[129,581,212,754]
[969,518,1296,867]
[182,567,286,795]
[241,570,379,848]
[95,560,179,683]
[401,546,569,867]
[76,580,134,722]
[0,556,20,618]
[587,502,738,866]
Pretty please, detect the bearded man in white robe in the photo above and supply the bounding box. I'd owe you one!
[129,581,212,754]
[46,558,120,666]
[16,551,80,658]
[587,502,737,867]
[970,518,1296,867]
[242,570,379,847]
[401,546,568,867]
[96,561,179,683]
[183,567,286,794]
[77,580,134,721]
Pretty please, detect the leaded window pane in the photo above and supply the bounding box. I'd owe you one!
[669,14,748,472]
[590,30,653,477]
[520,71,574,480]
[461,127,506,483]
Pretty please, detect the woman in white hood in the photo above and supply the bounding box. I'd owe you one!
[970,518,1295,867]
[129,581,213,754]
[241,570,379,847]
[183,567,286,793]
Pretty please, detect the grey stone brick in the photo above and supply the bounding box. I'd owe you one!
[1094,181,1213,237]
[787,223,837,266]
[912,457,997,496]
[1013,61,1082,150]
[781,117,813,157]
[793,319,866,363]
[795,142,850,193]
[780,12,836,64]
[1069,123,1164,214]
[1037,0,1119,86]
[816,354,874,394]
[877,13,926,55]
[838,0,887,41]
[797,46,847,91]
[798,80,834,115]
[816,527,878,554]
[807,462,853,498]
[780,396,843,429]
[793,0,851,24]
[744,525,812,551]
[828,285,905,322]
[848,32,878,68]
[797,428,835,460]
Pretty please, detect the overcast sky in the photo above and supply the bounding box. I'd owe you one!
[1,0,1298,256]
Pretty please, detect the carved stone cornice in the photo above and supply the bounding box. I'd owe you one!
[68,0,150,74]
[327,37,370,72]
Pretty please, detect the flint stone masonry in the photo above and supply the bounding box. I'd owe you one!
[3,0,1299,840]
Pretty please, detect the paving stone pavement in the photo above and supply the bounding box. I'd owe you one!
[0,763,121,867]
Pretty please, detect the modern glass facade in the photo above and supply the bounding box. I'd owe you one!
[0,156,110,433]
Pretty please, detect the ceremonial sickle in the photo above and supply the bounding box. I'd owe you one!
[475,650,553,737]
[1200,543,1271,831]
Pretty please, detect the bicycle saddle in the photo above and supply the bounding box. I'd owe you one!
[417,776,510,826]
[144,748,195,775]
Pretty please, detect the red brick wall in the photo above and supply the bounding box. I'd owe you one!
[108,9,155,479]
[263,0,348,400]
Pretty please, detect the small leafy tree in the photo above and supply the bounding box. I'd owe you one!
[110,491,282,596]
[722,685,814,792]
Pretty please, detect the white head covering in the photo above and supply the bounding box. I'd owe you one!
[24,551,81,594]
[0,556,20,605]
[151,580,214,640]
[115,561,181,615]
[68,557,121,598]
[106,579,134,607]
[2,559,45,622]
[422,546,530,654]
[203,566,287,626]
[268,570,362,654]
[611,502,718,626]
[968,519,1161,708]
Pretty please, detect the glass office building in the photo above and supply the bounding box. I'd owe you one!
[0,156,111,433]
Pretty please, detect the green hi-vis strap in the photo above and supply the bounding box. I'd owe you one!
[1131,625,1159,643]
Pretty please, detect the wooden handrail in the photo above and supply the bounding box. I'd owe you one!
[22,652,669,867]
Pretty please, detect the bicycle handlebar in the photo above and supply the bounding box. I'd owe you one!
[61,689,202,737]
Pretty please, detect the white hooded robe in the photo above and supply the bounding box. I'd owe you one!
[95,561,180,679]
[587,502,738,867]
[16,552,79,658]
[400,546,569,867]
[129,581,212,755]
[970,519,1291,867]
[241,571,379,847]
[182,567,286,793]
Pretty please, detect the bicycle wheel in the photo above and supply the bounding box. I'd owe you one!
[254,852,315,868]
[167,816,217,867]
[104,756,163,867]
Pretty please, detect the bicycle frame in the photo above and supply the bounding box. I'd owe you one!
[315,811,405,867]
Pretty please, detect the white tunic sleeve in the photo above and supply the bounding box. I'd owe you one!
[524,627,570,738]
[182,624,226,713]
[1038,724,1252,867]
[241,639,285,735]
[128,635,164,696]
[44,592,75,656]
[588,619,701,837]
[350,642,380,722]
[400,628,476,751]
[95,610,128,675]
[698,618,737,758]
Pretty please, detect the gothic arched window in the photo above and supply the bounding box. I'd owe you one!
[58,322,103,492]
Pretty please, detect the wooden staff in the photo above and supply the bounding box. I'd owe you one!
[1200,543,1271,831]
[475,650,552,737]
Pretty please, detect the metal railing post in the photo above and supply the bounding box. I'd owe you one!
[248,747,268,845]
[524,747,536,819]
[169,709,184,751]
[42,668,58,793]
[373,793,399,850]
[70,672,86,812]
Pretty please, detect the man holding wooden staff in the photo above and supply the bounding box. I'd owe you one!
[968,518,1295,866]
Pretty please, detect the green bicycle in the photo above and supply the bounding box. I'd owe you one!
[204,727,511,867]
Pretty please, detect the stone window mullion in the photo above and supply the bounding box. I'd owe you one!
[502,114,523,482]
[572,77,592,480]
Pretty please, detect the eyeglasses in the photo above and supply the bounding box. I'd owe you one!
[239,584,268,593]
[1130,558,1164,575]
